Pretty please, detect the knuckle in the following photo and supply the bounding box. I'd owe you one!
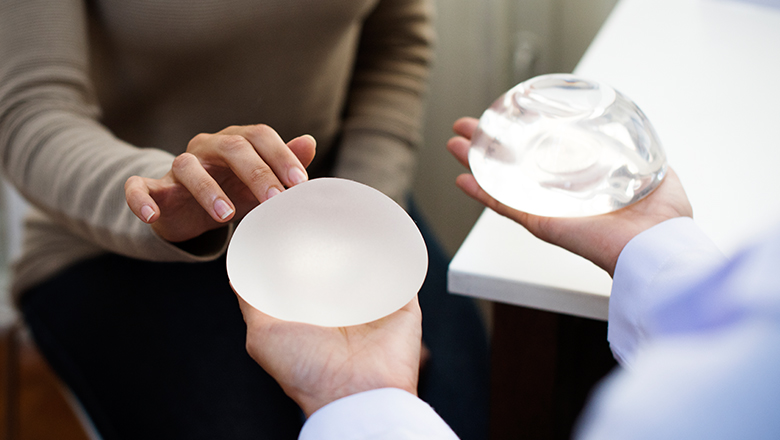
[124,175,141,190]
[248,166,274,186]
[244,124,276,142]
[187,133,210,150]
[216,134,248,154]
[172,152,197,173]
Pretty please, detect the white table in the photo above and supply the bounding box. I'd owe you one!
[453,2,780,437]
[449,0,780,321]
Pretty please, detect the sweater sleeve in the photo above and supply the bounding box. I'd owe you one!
[0,0,228,262]
[333,0,435,206]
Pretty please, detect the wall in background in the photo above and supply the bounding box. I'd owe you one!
[412,0,619,256]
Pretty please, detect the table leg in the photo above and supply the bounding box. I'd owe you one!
[489,303,616,440]
[490,304,557,439]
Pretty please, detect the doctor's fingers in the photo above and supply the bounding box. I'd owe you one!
[447,117,479,169]
[446,135,471,169]
[452,117,478,139]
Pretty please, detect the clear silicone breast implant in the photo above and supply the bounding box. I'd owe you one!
[469,74,668,217]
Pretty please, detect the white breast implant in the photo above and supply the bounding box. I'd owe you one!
[227,178,428,327]
[469,74,667,217]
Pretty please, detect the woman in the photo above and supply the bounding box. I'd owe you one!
[0,0,488,438]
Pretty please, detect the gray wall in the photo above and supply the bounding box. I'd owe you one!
[412,0,620,256]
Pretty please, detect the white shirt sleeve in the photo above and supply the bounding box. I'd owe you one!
[607,217,727,367]
[576,220,780,439]
[299,388,459,440]
[299,218,780,440]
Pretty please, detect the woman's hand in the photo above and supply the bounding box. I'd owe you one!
[237,294,423,417]
[447,117,693,276]
[125,124,316,243]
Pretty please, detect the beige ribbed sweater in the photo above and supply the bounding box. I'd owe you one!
[0,0,434,299]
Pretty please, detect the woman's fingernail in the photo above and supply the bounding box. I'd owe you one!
[266,187,281,200]
[288,167,307,186]
[141,205,155,222]
[214,199,234,220]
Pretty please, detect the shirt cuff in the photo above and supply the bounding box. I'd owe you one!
[299,388,458,440]
[608,217,726,368]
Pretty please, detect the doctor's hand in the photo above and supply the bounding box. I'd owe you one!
[447,117,693,277]
[125,124,316,243]
[236,294,423,417]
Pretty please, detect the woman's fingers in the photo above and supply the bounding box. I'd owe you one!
[287,134,317,169]
[193,132,286,202]
[127,124,317,235]
[124,175,161,223]
[171,152,236,221]
[185,125,313,206]
[219,124,309,190]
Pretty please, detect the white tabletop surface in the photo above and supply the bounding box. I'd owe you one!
[448,0,780,321]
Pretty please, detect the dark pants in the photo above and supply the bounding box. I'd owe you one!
[21,207,489,440]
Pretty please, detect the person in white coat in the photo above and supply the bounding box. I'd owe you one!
[237,117,780,439]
